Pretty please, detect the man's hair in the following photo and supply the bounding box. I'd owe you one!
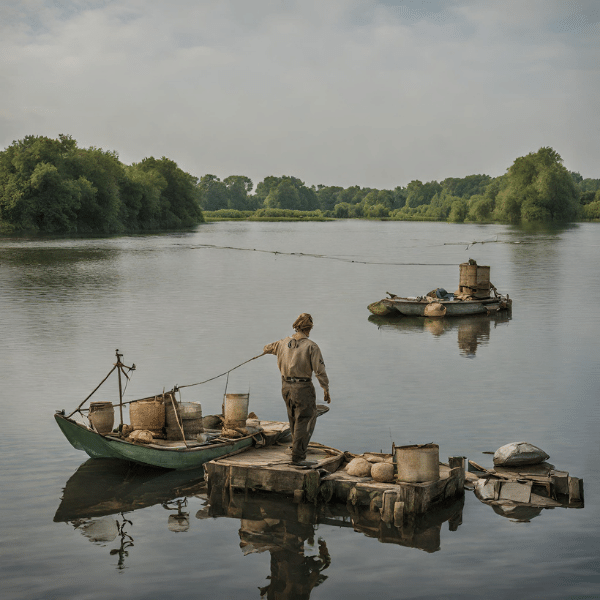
[293,313,313,332]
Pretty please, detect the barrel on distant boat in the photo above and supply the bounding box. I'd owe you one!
[459,261,491,298]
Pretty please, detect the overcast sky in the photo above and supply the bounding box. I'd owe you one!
[2,0,599,189]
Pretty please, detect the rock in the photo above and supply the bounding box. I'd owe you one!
[371,462,395,482]
[347,457,372,477]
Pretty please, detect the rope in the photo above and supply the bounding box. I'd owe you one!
[177,352,266,390]
[189,243,456,266]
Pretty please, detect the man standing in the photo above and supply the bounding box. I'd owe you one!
[263,313,331,466]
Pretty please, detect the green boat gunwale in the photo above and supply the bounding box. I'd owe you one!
[54,412,270,469]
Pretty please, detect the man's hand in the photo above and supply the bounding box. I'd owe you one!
[323,390,331,404]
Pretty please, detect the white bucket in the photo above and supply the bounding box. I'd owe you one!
[223,393,249,427]
[395,443,439,483]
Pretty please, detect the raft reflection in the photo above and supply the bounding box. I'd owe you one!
[368,311,511,357]
[205,489,464,555]
[55,458,463,587]
[202,491,463,598]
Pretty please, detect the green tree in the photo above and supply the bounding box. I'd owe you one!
[467,195,494,222]
[68,147,126,232]
[0,134,83,232]
[125,164,167,229]
[582,200,600,220]
[316,186,343,211]
[265,178,299,209]
[448,199,468,223]
[364,203,389,218]
[135,157,203,227]
[405,180,441,208]
[333,202,351,218]
[199,175,228,211]
[441,174,491,198]
[223,175,253,210]
[495,147,578,223]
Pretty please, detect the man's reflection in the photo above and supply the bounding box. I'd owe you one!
[238,517,330,599]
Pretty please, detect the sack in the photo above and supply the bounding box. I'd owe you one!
[346,457,372,477]
[424,302,446,317]
[371,462,395,482]
[128,429,154,444]
[493,442,549,466]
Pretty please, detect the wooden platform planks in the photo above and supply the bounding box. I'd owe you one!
[321,460,465,516]
[205,443,466,519]
[205,443,345,504]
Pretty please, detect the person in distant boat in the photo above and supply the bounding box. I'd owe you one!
[263,313,331,467]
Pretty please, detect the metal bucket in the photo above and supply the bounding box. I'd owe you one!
[223,393,249,428]
[395,443,439,483]
[89,401,115,434]
[165,401,203,440]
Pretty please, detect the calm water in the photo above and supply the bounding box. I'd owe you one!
[1,221,598,599]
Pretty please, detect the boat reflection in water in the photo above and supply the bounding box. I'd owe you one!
[368,311,511,357]
[54,458,206,568]
[55,458,463,588]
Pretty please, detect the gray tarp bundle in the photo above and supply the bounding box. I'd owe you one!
[493,442,550,467]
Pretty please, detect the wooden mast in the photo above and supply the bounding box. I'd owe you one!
[116,349,124,427]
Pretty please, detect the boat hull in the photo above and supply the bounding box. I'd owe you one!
[55,414,258,470]
[373,297,511,317]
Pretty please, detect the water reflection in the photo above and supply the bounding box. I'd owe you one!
[55,458,464,590]
[206,487,464,556]
[53,459,206,522]
[368,312,511,357]
[203,490,463,597]
[54,459,206,568]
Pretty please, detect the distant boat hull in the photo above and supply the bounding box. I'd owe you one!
[369,296,512,317]
[55,414,286,470]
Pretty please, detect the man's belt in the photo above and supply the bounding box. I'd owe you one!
[283,377,311,383]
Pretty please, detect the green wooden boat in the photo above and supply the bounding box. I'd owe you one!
[54,350,291,470]
[55,412,289,470]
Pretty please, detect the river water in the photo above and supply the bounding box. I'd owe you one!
[0,221,598,599]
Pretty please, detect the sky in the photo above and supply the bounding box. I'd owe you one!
[1,0,599,190]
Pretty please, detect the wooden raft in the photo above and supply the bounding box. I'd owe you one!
[204,444,466,522]
[205,443,345,505]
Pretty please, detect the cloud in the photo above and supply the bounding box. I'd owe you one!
[1,0,599,189]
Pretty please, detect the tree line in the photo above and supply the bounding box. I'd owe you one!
[0,135,203,233]
[1,135,599,233]
[201,147,600,223]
